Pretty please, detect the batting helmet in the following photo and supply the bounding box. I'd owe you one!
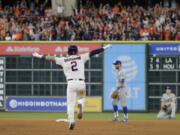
[68,45,78,55]
[113,60,122,65]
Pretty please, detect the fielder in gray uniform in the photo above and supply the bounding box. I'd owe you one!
[157,86,176,119]
[111,60,128,122]
[33,44,111,130]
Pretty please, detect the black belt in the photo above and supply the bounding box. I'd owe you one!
[68,79,84,81]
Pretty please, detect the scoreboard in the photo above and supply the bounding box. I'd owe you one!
[148,43,180,112]
[149,43,180,71]
[149,55,179,71]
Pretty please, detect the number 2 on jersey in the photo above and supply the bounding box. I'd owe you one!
[71,61,78,71]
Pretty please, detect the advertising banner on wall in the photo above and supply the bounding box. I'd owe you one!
[75,97,102,112]
[6,97,102,112]
[150,43,180,54]
[6,97,67,111]
[103,44,146,111]
[0,43,101,55]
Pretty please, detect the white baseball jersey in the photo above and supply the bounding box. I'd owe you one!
[116,68,126,87]
[112,68,127,107]
[55,53,90,80]
[161,93,176,103]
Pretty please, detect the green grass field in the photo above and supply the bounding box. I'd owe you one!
[0,112,180,120]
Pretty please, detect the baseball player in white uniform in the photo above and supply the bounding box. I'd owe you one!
[111,60,128,122]
[33,44,112,130]
[157,86,176,119]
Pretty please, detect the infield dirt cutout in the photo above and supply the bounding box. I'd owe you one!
[0,118,179,135]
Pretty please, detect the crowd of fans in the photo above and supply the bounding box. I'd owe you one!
[0,0,180,41]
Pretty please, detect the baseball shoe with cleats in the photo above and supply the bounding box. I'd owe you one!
[77,104,83,119]
[120,118,128,122]
[168,116,176,120]
[112,117,119,121]
[69,121,76,130]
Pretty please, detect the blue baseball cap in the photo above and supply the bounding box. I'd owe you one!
[113,60,122,65]
[165,86,171,90]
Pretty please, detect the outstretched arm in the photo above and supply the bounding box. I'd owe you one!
[32,52,56,62]
[89,44,112,57]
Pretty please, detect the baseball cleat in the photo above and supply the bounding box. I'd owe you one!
[168,116,176,120]
[77,104,83,119]
[69,122,76,130]
[112,117,119,121]
[120,118,128,122]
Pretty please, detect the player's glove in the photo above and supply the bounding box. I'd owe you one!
[32,52,44,59]
[103,44,112,50]
[111,90,120,99]
[162,105,168,112]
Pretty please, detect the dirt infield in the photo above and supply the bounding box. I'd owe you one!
[0,118,179,135]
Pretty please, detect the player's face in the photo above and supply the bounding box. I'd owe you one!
[114,64,121,69]
[166,89,171,95]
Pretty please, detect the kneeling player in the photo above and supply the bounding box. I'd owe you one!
[157,86,176,119]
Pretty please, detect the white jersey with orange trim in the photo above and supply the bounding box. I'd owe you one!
[55,53,90,80]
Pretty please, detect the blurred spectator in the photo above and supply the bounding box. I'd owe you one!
[5,32,11,40]
[57,4,64,16]
[176,32,180,40]
[0,0,179,41]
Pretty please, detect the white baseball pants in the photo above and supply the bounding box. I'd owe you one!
[157,102,176,119]
[67,80,86,122]
[112,88,127,107]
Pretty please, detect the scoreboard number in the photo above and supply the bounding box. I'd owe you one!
[149,56,160,70]
[149,56,178,70]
